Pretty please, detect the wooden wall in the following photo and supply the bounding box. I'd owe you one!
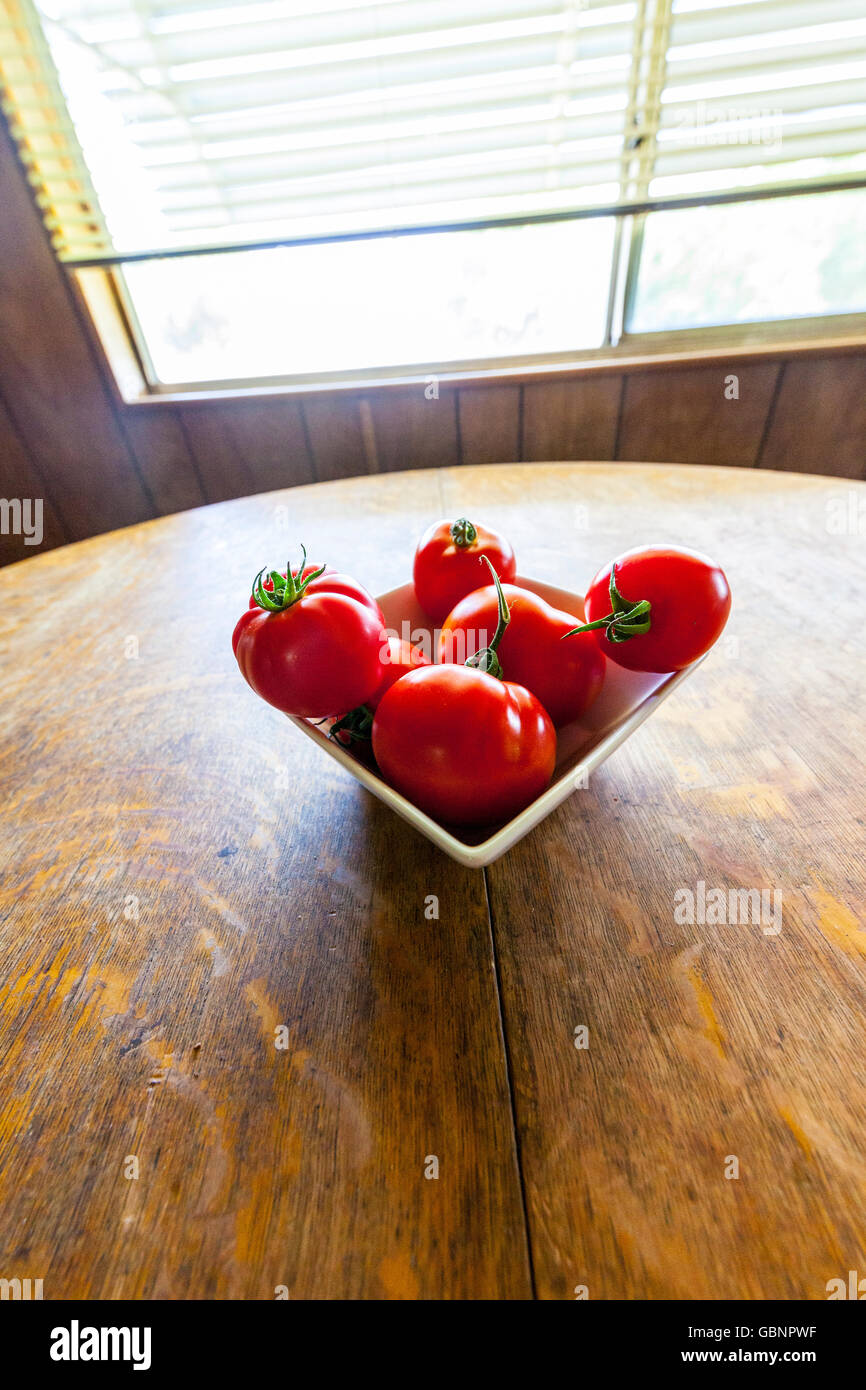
[1,112,865,567]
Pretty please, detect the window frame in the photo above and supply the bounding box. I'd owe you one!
[75,202,866,405]
[11,0,865,397]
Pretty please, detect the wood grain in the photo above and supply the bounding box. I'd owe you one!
[301,393,375,482]
[122,407,206,516]
[522,375,622,462]
[1,461,864,1300]
[0,468,528,1299]
[368,387,460,473]
[759,357,866,479]
[438,462,866,1300]
[617,364,781,466]
[458,385,521,465]
[179,401,315,503]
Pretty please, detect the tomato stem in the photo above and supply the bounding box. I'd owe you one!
[329,704,374,743]
[449,517,477,548]
[465,555,509,679]
[251,545,328,611]
[562,563,652,645]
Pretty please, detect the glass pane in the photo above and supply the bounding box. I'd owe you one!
[121,217,615,385]
[628,189,866,334]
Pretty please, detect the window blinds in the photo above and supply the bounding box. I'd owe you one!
[656,0,866,195]
[0,0,864,265]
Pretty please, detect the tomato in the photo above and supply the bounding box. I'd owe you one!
[372,664,556,827]
[249,565,384,623]
[330,637,430,746]
[440,583,605,727]
[413,517,516,624]
[371,637,430,708]
[233,557,387,717]
[569,546,731,673]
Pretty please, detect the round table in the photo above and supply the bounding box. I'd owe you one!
[0,461,863,1300]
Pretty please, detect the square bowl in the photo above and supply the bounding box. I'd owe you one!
[287,575,703,868]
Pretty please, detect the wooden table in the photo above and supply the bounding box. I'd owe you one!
[1,461,864,1301]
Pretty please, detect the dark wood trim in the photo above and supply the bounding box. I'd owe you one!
[0,113,156,541]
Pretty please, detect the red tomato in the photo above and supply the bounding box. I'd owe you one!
[330,637,430,746]
[371,637,430,709]
[372,665,556,827]
[413,517,516,624]
[249,565,384,623]
[233,560,386,717]
[439,583,605,727]
[572,546,731,673]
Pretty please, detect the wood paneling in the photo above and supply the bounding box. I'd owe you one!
[179,401,314,503]
[122,407,206,516]
[368,387,460,473]
[522,376,622,461]
[458,385,521,465]
[301,393,374,482]
[0,394,67,565]
[0,116,154,541]
[760,357,866,479]
[617,363,781,466]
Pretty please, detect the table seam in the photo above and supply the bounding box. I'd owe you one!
[482,865,538,1300]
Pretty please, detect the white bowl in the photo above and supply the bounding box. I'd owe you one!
[287,575,703,868]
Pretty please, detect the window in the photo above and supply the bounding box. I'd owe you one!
[1,0,865,392]
[629,189,866,333]
[121,219,618,385]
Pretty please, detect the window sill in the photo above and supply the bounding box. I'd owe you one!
[75,270,866,407]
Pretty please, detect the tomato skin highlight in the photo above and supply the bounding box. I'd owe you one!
[233,593,387,718]
[372,664,556,827]
[248,566,384,623]
[440,583,605,727]
[413,519,516,624]
[369,636,430,711]
[583,546,732,673]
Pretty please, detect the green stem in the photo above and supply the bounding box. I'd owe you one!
[251,545,328,611]
[465,555,510,679]
[330,705,374,743]
[562,563,652,646]
[450,517,477,548]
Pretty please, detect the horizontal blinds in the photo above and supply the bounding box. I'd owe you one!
[0,0,648,259]
[655,0,866,195]
[0,0,864,264]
